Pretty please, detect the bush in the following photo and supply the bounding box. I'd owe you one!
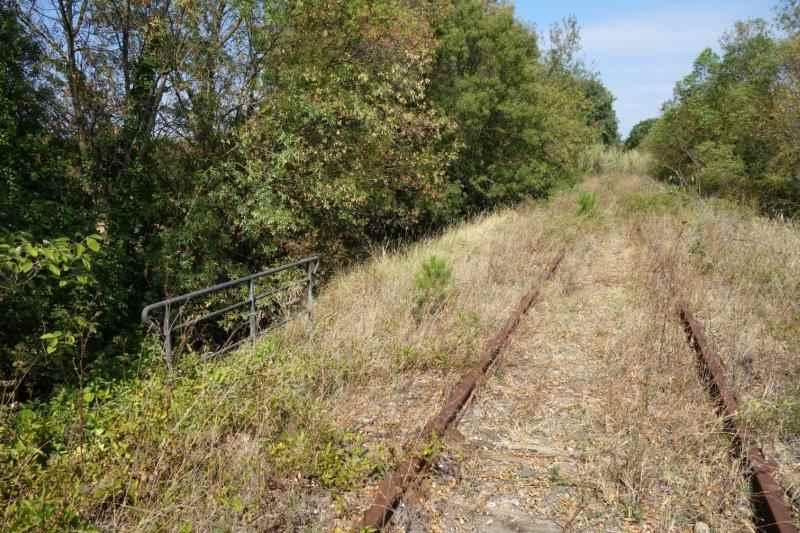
[645,17,800,216]
[413,256,453,320]
[624,118,657,151]
[577,191,598,216]
[691,141,746,196]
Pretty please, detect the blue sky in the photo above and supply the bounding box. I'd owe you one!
[512,0,777,137]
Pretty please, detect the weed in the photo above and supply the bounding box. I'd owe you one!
[740,387,800,440]
[622,495,644,523]
[394,345,450,372]
[548,464,562,483]
[577,191,598,217]
[619,191,686,215]
[267,429,387,490]
[420,433,444,460]
[412,255,453,321]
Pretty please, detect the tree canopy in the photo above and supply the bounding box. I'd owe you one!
[0,0,615,399]
[645,11,800,215]
[624,118,656,151]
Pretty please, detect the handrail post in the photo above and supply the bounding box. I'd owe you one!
[163,304,173,372]
[249,278,257,347]
[306,259,317,333]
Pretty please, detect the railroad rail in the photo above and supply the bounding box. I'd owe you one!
[678,303,797,533]
[357,250,565,531]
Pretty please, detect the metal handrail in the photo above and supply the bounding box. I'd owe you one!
[142,255,320,370]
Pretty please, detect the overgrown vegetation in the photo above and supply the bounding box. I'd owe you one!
[645,0,800,216]
[0,0,625,528]
[413,255,453,320]
[624,118,656,151]
[579,144,652,176]
[0,0,617,402]
[577,191,598,216]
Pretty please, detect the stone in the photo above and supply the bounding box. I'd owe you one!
[482,517,562,533]
[484,498,562,533]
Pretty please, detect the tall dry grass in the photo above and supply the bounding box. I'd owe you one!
[617,177,800,518]
[65,198,586,531]
[8,169,799,531]
[579,143,653,176]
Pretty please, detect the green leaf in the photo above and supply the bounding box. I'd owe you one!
[19,260,34,273]
[47,263,61,277]
[86,238,100,252]
[24,243,38,257]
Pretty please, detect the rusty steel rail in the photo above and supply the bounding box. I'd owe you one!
[357,250,565,531]
[678,303,797,533]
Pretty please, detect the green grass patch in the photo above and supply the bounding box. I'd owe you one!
[740,385,800,440]
[619,190,688,215]
[577,191,598,216]
[413,255,453,321]
[0,336,377,530]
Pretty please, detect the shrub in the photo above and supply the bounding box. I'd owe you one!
[624,118,657,151]
[691,141,746,196]
[412,256,453,320]
[645,17,800,217]
[577,191,598,216]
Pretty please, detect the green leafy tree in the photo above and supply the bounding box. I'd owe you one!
[1,233,102,398]
[624,118,657,151]
[646,17,800,214]
[778,0,800,34]
[429,0,593,212]
[580,78,620,145]
[544,16,620,146]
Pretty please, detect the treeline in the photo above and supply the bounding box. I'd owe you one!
[0,0,618,399]
[643,0,800,216]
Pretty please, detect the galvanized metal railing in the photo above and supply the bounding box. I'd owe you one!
[141,256,320,370]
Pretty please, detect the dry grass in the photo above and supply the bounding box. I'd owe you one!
[9,171,800,531]
[79,197,585,532]
[619,175,800,520]
[390,175,757,532]
[579,144,653,177]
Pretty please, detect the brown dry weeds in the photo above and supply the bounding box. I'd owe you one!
[105,173,800,531]
[380,175,759,533]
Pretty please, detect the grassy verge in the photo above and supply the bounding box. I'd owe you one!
[2,334,392,531]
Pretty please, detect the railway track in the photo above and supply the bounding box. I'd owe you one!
[353,253,798,532]
[679,303,797,533]
[357,250,565,531]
